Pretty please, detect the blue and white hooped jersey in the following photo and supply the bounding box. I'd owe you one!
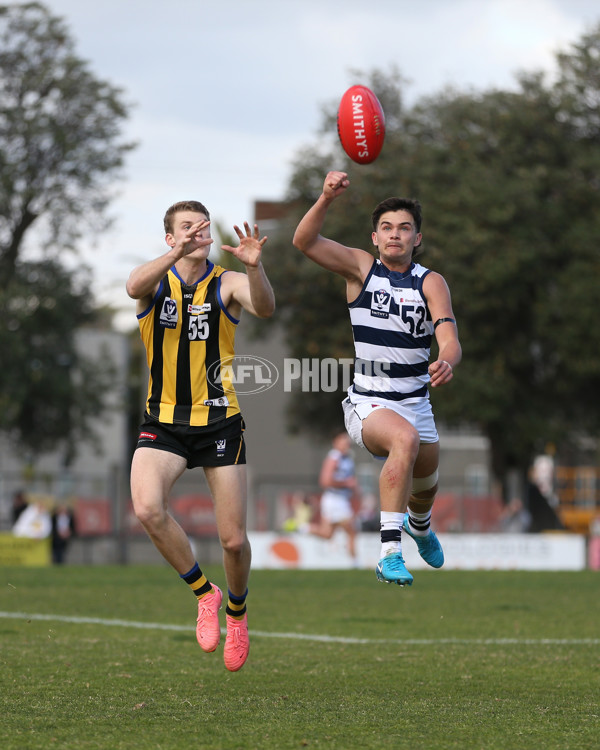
[326,448,355,499]
[348,258,433,401]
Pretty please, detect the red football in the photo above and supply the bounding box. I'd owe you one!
[337,85,386,164]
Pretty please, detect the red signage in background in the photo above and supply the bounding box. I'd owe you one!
[75,495,218,538]
[74,498,112,536]
[171,495,217,537]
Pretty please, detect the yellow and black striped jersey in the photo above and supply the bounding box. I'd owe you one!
[137,262,240,426]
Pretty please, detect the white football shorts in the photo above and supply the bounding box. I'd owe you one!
[342,391,439,451]
[320,490,354,524]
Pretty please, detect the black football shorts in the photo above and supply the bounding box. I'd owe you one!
[135,413,246,468]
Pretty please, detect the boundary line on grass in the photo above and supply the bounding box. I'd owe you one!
[1,611,598,646]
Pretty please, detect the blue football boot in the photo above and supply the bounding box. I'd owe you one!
[403,515,444,568]
[376,552,414,586]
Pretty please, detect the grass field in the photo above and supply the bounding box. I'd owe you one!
[1,565,598,750]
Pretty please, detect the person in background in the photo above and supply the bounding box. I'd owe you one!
[11,489,28,525]
[307,432,359,565]
[12,495,51,539]
[51,503,77,564]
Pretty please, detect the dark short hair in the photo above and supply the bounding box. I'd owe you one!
[163,200,210,234]
[371,197,422,233]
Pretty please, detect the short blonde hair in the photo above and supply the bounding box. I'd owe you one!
[163,200,210,234]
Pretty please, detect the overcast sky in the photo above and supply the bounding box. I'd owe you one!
[34,0,600,331]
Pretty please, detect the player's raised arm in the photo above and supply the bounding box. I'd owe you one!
[221,222,275,319]
[293,171,371,282]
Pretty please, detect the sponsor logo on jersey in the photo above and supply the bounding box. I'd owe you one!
[203,397,230,407]
[139,431,157,441]
[391,288,420,305]
[188,303,211,315]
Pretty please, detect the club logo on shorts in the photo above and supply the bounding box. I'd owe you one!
[216,439,226,458]
[371,289,391,318]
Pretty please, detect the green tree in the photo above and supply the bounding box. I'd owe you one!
[0,2,135,281]
[0,2,135,462]
[265,27,600,492]
[0,259,116,463]
[406,32,600,484]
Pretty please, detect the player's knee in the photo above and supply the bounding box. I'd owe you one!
[220,531,249,557]
[132,499,166,531]
[390,426,420,460]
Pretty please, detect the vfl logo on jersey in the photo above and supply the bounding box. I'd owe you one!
[159,297,178,328]
[371,289,391,318]
[216,439,226,458]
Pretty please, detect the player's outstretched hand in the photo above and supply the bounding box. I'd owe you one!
[323,171,350,201]
[222,222,267,267]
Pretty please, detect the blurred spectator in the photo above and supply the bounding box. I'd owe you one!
[526,480,564,532]
[282,490,315,532]
[306,432,360,564]
[531,454,557,507]
[51,503,77,564]
[11,489,29,525]
[13,496,52,539]
[498,497,531,533]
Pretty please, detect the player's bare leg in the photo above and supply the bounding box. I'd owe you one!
[308,519,335,540]
[206,464,251,671]
[309,518,358,563]
[130,448,194,572]
[131,448,222,652]
[362,409,419,586]
[403,441,445,567]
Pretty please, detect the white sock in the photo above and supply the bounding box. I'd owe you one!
[407,509,431,537]
[380,511,404,557]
